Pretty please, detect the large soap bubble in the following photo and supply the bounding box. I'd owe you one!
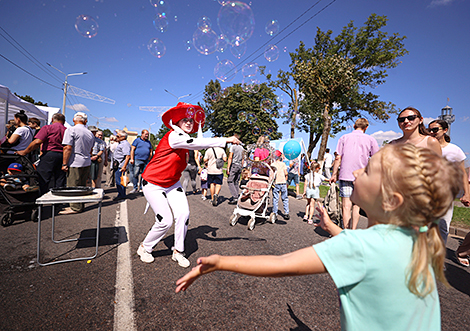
[230,42,246,59]
[147,38,166,58]
[197,16,212,32]
[264,44,279,62]
[241,62,258,77]
[153,14,169,33]
[75,15,99,38]
[214,59,237,82]
[193,28,218,55]
[150,0,170,16]
[265,20,280,36]
[283,140,301,160]
[217,1,255,46]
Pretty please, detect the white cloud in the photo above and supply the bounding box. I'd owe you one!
[66,103,89,112]
[104,117,118,122]
[370,130,402,146]
[423,117,437,126]
[429,0,455,7]
[461,116,469,122]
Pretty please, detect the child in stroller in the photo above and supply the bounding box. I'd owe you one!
[229,162,277,231]
[0,163,34,192]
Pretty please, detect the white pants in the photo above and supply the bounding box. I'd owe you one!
[142,181,189,253]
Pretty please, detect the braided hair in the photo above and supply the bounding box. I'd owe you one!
[379,144,462,297]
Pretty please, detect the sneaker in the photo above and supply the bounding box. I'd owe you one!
[303,216,308,222]
[201,195,207,201]
[283,214,290,220]
[212,194,218,207]
[137,244,154,263]
[296,195,303,200]
[228,198,237,205]
[172,250,190,268]
[129,188,138,194]
[4,184,15,191]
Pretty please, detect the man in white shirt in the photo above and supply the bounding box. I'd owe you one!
[323,148,333,180]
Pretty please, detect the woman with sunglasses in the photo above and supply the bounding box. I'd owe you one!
[428,119,470,260]
[136,102,241,268]
[390,107,441,155]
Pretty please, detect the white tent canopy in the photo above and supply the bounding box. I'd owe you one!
[0,84,49,137]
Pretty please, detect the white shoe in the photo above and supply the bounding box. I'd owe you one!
[201,196,207,201]
[137,244,154,263]
[129,188,138,194]
[172,250,190,268]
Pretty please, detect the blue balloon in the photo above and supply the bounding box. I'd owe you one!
[283,140,301,160]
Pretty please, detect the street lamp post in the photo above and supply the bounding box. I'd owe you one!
[164,89,192,102]
[47,63,87,114]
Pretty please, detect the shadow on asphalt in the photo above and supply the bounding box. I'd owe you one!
[148,225,267,258]
[445,247,470,296]
[287,303,313,331]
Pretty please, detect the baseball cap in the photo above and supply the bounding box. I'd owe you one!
[74,112,88,120]
[8,163,23,172]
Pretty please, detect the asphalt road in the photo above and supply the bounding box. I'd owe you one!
[1,180,469,330]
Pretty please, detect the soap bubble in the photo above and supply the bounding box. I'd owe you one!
[186,107,196,118]
[198,16,212,32]
[264,44,279,62]
[265,20,280,36]
[217,34,228,53]
[147,38,166,58]
[246,112,257,124]
[221,87,230,98]
[75,15,99,38]
[217,1,255,46]
[214,59,237,82]
[242,77,260,93]
[266,127,274,134]
[193,28,218,55]
[230,42,246,59]
[237,111,247,122]
[210,92,219,102]
[252,126,261,135]
[153,14,168,33]
[241,62,258,77]
[150,0,170,16]
[217,0,229,5]
[194,110,206,124]
[283,46,288,52]
[260,98,272,111]
[185,40,192,51]
[241,82,251,93]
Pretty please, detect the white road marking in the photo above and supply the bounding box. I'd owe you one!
[113,200,137,331]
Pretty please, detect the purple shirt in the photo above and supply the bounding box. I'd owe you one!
[35,122,67,153]
[336,130,380,181]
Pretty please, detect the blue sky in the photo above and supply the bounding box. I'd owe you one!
[1,0,469,164]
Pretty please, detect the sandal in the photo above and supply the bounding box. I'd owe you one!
[455,251,469,267]
[303,216,308,222]
[307,219,313,225]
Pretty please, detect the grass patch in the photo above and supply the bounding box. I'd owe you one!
[452,206,470,229]
[288,182,330,199]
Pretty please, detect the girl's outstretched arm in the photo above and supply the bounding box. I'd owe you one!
[175,247,326,293]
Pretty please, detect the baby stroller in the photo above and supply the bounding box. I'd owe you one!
[229,162,277,231]
[0,152,40,226]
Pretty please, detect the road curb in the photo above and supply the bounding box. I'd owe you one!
[449,225,469,239]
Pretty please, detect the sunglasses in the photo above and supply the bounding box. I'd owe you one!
[181,118,194,123]
[428,127,442,133]
[397,115,418,123]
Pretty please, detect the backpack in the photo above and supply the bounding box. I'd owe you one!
[212,148,224,169]
[200,168,208,181]
[323,182,342,227]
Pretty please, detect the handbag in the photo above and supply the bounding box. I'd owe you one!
[113,160,119,171]
[212,148,224,169]
[120,173,129,186]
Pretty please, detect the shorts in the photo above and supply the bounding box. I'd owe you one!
[200,180,208,189]
[207,174,223,186]
[306,187,320,199]
[287,173,299,185]
[339,180,354,198]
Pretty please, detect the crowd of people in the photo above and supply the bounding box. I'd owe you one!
[2,104,469,330]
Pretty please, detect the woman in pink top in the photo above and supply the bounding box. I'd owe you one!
[390,107,441,156]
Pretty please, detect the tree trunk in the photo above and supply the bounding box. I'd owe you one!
[290,89,298,139]
[307,130,321,159]
[317,103,331,163]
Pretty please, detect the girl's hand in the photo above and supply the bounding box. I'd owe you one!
[227,136,242,145]
[314,202,343,237]
[175,255,220,293]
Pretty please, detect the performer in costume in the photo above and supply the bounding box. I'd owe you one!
[137,102,241,267]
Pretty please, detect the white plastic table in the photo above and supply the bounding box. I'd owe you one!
[36,189,104,266]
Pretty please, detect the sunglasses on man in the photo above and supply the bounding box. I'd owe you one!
[397,115,418,123]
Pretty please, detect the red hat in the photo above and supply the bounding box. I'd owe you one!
[161,102,205,134]
[274,150,282,157]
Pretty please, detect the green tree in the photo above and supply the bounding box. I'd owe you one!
[155,123,170,142]
[102,128,113,137]
[201,80,282,144]
[289,14,407,161]
[14,93,49,106]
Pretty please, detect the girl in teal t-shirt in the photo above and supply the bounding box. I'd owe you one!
[175,144,462,330]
